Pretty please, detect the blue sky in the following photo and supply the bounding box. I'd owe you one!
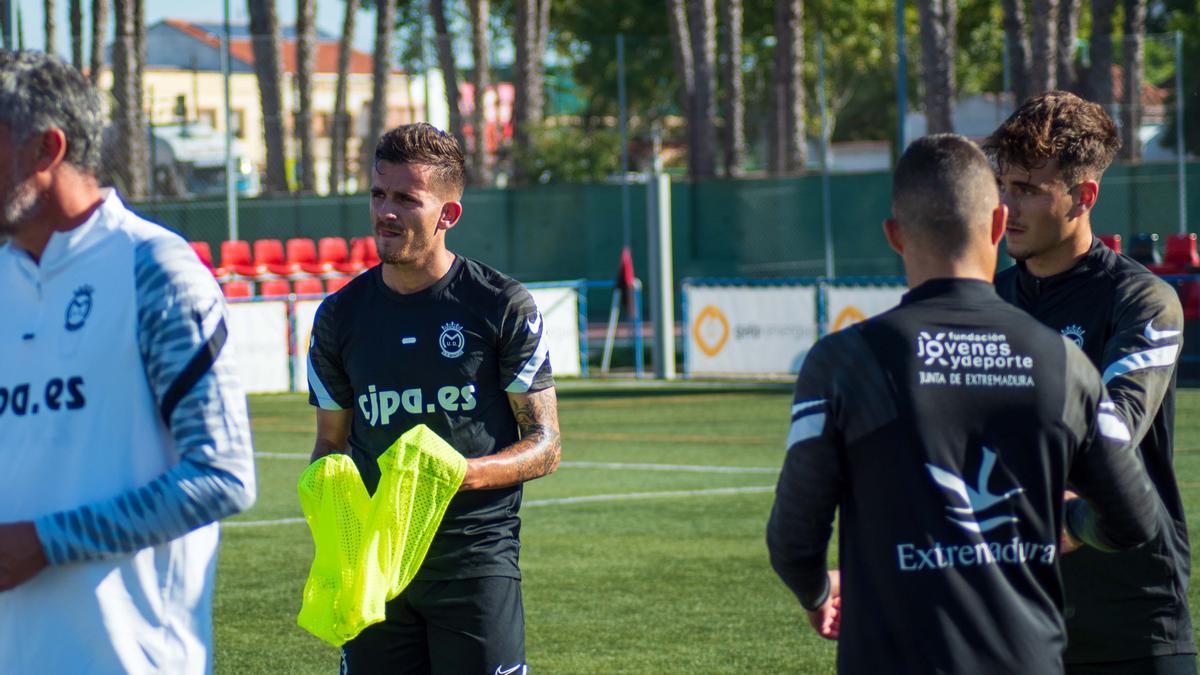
[15,0,382,58]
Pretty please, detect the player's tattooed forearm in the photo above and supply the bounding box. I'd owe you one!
[508,390,561,481]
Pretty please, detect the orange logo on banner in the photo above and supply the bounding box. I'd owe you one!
[832,306,867,332]
[693,305,730,357]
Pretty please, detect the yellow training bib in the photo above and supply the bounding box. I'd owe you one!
[296,424,468,646]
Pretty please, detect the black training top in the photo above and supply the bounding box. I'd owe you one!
[767,278,1160,675]
[996,238,1195,663]
[307,255,554,580]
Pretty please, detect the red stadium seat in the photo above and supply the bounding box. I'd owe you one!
[190,240,214,268]
[189,241,229,279]
[1164,233,1199,269]
[287,238,331,276]
[220,240,260,278]
[350,236,380,269]
[254,239,297,277]
[1097,234,1121,254]
[325,275,353,293]
[293,277,325,296]
[258,278,292,298]
[221,280,253,298]
[1180,280,1200,322]
[319,237,360,275]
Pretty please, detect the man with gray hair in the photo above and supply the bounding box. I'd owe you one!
[767,134,1160,673]
[0,50,256,674]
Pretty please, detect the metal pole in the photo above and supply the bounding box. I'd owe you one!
[818,33,835,279]
[222,4,238,242]
[895,0,906,160]
[1176,30,1187,234]
[646,130,676,379]
[617,33,631,248]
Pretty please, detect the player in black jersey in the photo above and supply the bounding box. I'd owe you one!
[767,134,1160,674]
[986,92,1196,675]
[307,124,560,674]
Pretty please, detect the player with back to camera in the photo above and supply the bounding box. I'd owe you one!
[767,133,1161,674]
[0,50,256,674]
[307,122,561,674]
[986,91,1196,675]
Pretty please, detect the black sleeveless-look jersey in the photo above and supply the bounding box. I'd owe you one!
[996,238,1195,664]
[767,279,1160,675]
[308,256,554,581]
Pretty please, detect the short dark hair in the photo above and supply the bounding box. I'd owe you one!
[982,90,1121,185]
[0,50,103,174]
[373,123,466,198]
[892,134,999,257]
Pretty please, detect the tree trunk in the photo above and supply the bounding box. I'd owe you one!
[89,0,107,84]
[665,0,694,169]
[111,0,146,198]
[430,0,466,154]
[768,0,804,174]
[1029,0,1058,94]
[468,0,491,185]
[133,0,143,122]
[917,0,956,134]
[247,0,289,194]
[512,0,533,183]
[44,0,56,56]
[686,0,717,178]
[69,0,82,69]
[295,0,317,193]
[328,0,359,194]
[534,0,549,122]
[1088,0,1117,106]
[1056,0,1080,92]
[1121,0,1145,160]
[365,0,396,183]
[1000,0,1030,104]
[720,0,744,176]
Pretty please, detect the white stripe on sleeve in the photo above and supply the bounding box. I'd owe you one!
[1101,344,1180,384]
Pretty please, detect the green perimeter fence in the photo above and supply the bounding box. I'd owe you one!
[135,160,1200,316]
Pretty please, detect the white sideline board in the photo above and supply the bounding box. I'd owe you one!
[825,286,905,333]
[685,285,818,376]
[529,286,581,378]
[291,285,582,394]
[292,299,322,394]
[226,301,291,393]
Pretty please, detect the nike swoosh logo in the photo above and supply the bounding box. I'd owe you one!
[527,314,542,334]
[1144,320,1182,342]
[494,666,524,675]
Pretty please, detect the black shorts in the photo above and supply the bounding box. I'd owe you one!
[340,576,526,675]
[1066,655,1198,675]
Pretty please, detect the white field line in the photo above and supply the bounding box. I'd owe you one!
[224,485,775,529]
[255,453,779,475]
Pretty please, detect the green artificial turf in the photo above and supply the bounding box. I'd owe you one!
[212,384,1200,674]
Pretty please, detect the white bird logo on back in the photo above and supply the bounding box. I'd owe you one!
[926,447,1025,534]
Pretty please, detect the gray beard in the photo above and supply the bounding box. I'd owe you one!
[0,179,39,236]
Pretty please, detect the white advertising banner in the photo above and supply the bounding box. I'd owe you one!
[685,285,818,376]
[529,286,581,377]
[226,301,291,393]
[825,286,906,333]
[292,299,323,393]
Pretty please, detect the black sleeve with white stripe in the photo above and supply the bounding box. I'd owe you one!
[1065,348,1161,552]
[307,295,353,410]
[767,338,843,611]
[498,282,554,394]
[1099,275,1183,444]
